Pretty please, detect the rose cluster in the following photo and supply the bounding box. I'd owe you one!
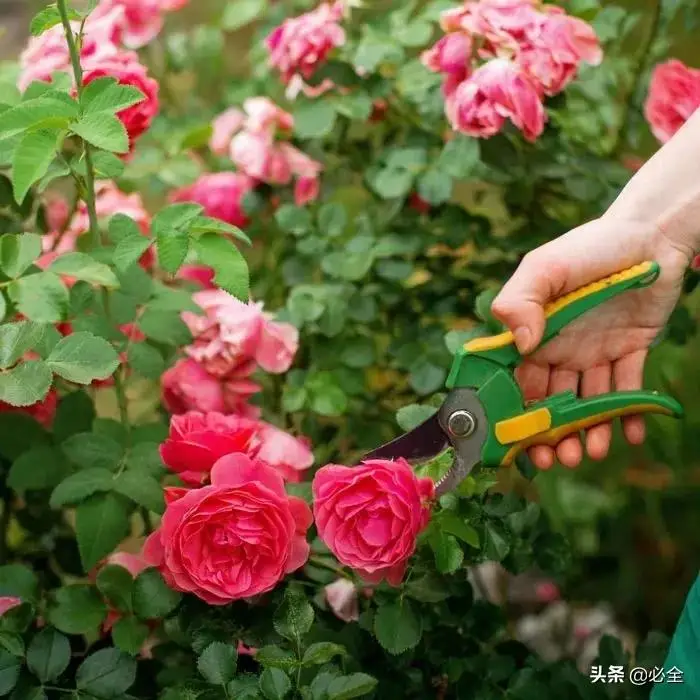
[421,0,602,141]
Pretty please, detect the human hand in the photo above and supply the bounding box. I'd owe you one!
[490,214,691,469]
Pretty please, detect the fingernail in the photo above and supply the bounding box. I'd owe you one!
[514,326,531,353]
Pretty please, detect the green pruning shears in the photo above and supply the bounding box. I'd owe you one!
[365,261,684,496]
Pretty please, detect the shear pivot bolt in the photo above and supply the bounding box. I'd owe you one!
[447,410,476,438]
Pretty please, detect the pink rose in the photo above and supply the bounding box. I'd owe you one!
[99,0,163,48]
[177,264,215,289]
[421,33,473,86]
[446,59,546,141]
[183,290,299,378]
[243,97,295,134]
[170,172,255,228]
[144,454,313,604]
[294,176,321,206]
[312,458,434,586]
[82,52,159,150]
[266,1,346,84]
[230,132,293,185]
[461,0,540,54]
[324,579,359,622]
[254,421,314,482]
[210,107,245,156]
[159,411,260,485]
[161,358,261,418]
[535,580,561,603]
[0,597,22,617]
[644,59,700,144]
[0,389,58,429]
[44,194,70,233]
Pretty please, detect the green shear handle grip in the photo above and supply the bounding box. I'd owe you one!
[463,260,661,367]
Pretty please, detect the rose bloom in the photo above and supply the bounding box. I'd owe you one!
[446,58,546,141]
[210,107,245,156]
[144,453,313,604]
[0,388,58,429]
[161,358,262,418]
[160,411,313,485]
[177,264,215,289]
[0,597,22,617]
[99,0,189,49]
[421,33,473,84]
[82,51,160,150]
[265,0,346,84]
[170,172,255,228]
[182,289,299,378]
[312,458,434,586]
[644,59,700,144]
[324,578,359,622]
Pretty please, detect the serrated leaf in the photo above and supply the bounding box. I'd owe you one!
[197,642,238,685]
[191,215,251,245]
[222,0,268,30]
[0,360,53,407]
[273,589,314,643]
[8,271,69,323]
[76,493,131,571]
[0,650,20,695]
[61,431,124,470]
[259,668,291,700]
[483,521,510,561]
[193,232,249,301]
[72,113,129,154]
[326,673,378,700]
[0,321,44,369]
[112,617,149,655]
[7,446,69,493]
[127,342,165,380]
[132,568,181,619]
[81,77,145,115]
[49,252,120,287]
[27,628,71,682]
[0,98,77,141]
[293,100,337,139]
[255,646,298,670]
[96,565,134,613]
[0,233,42,279]
[0,632,23,657]
[113,471,165,514]
[76,648,137,697]
[48,585,106,636]
[395,404,437,431]
[49,468,115,508]
[91,150,125,178]
[438,512,480,548]
[12,128,60,204]
[428,530,464,574]
[302,642,346,666]
[30,5,80,35]
[151,203,202,273]
[47,331,120,384]
[373,600,422,655]
[114,236,152,271]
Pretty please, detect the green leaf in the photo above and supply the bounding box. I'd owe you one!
[293,100,337,139]
[326,673,378,700]
[61,432,124,471]
[96,565,134,613]
[49,585,107,636]
[27,628,71,682]
[396,404,437,432]
[138,310,192,346]
[386,147,428,171]
[0,233,41,279]
[437,136,480,179]
[114,471,165,514]
[409,359,446,396]
[30,5,79,34]
[317,203,347,237]
[255,646,298,671]
[47,331,120,384]
[0,360,53,407]
[259,668,291,700]
[221,0,268,30]
[0,632,23,657]
[152,203,203,274]
[126,441,166,477]
[7,446,69,493]
[108,213,142,244]
[371,168,413,199]
[127,342,165,380]
[49,252,120,287]
[197,642,238,685]
[0,320,44,369]
[302,642,346,666]
[12,128,60,204]
[0,565,38,601]
[91,150,125,179]
[0,650,20,696]
[114,236,152,271]
[112,617,149,656]
[438,512,480,548]
[193,232,249,301]
[76,648,137,698]
[395,19,433,46]
[404,573,450,603]
[373,600,422,655]
[49,468,114,508]
[8,271,69,322]
[76,493,131,571]
[417,169,452,205]
[274,588,314,643]
[191,215,251,245]
[483,521,510,561]
[52,390,96,442]
[0,98,77,141]
[72,113,129,154]
[428,530,464,574]
[81,77,145,115]
[309,384,347,417]
[132,568,182,620]
[275,205,311,235]
[340,338,375,368]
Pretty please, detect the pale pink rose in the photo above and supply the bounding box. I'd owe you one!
[242,97,295,134]
[324,579,359,622]
[266,1,346,84]
[518,46,578,96]
[105,551,150,578]
[421,33,473,82]
[460,0,540,54]
[644,59,700,144]
[285,75,336,100]
[82,51,159,150]
[237,642,257,656]
[45,194,70,233]
[210,108,245,156]
[161,359,262,418]
[99,0,163,48]
[447,59,546,141]
[144,454,313,604]
[0,597,22,617]
[170,172,255,228]
[312,458,435,586]
[230,131,293,185]
[0,389,58,429]
[279,143,323,179]
[183,290,299,378]
[177,264,215,289]
[294,176,321,206]
[159,411,260,485]
[535,7,602,68]
[255,421,314,482]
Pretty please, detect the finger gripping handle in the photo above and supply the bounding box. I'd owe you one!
[463,260,661,367]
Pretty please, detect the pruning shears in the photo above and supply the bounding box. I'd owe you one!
[364,261,684,496]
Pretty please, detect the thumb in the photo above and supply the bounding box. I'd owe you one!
[491,254,567,355]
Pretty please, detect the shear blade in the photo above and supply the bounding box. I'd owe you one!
[363,413,448,464]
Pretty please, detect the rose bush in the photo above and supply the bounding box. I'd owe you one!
[0,0,696,698]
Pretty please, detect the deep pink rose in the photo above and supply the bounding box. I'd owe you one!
[144,454,313,604]
[0,597,22,617]
[536,7,602,68]
[177,264,216,289]
[421,33,473,88]
[160,411,260,485]
[170,172,255,228]
[161,359,261,418]
[294,176,321,206]
[324,579,359,622]
[644,59,700,144]
[99,0,162,48]
[210,107,245,156]
[82,52,159,150]
[0,389,57,429]
[266,1,346,84]
[447,58,546,141]
[230,131,293,185]
[312,458,434,586]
